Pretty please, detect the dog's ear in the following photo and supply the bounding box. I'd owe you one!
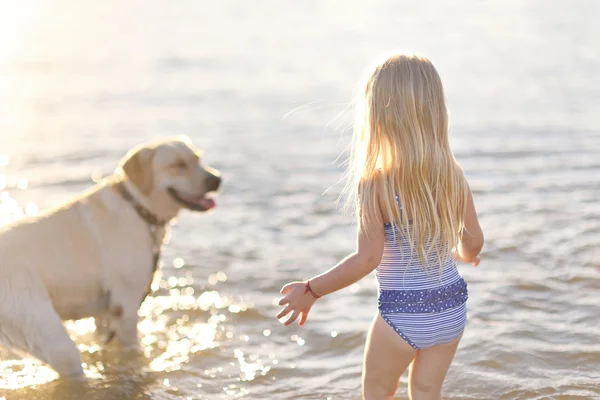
[176,134,192,144]
[119,146,156,195]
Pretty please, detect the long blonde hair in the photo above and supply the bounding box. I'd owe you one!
[344,53,468,271]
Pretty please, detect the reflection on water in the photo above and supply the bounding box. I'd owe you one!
[0,360,58,391]
[1,1,600,399]
[1,155,36,224]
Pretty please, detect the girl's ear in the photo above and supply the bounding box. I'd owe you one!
[119,146,156,195]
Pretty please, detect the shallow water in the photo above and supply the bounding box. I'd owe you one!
[1,1,599,399]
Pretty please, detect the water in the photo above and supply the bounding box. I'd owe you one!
[1,1,599,399]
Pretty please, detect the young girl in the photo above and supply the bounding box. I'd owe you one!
[277,53,484,400]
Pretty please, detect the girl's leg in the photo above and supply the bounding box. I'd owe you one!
[362,313,416,400]
[408,334,462,400]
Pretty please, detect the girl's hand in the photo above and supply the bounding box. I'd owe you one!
[453,252,480,267]
[277,281,318,326]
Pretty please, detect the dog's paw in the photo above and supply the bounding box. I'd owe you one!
[120,342,142,352]
[102,330,116,345]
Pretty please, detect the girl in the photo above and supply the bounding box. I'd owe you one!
[277,53,484,400]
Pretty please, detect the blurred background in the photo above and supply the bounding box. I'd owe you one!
[1,1,599,399]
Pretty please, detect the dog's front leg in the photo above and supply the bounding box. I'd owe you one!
[117,309,140,350]
[108,290,143,350]
[95,314,117,345]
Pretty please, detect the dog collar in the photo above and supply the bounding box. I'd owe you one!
[115,181,168,227]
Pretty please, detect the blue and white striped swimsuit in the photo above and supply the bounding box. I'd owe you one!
[377,223,468,350]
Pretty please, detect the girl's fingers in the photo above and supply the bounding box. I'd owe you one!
[284,310,300,326]
[276,305,292,320]
[472,257,480,267]
[280,283,295,295]
[278,296,290,306]
[298,310,309,326]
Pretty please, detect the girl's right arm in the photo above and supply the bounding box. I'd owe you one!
[456,187,484,265]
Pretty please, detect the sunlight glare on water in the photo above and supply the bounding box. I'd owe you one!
[1,1,600,399]
[0,360,58,391]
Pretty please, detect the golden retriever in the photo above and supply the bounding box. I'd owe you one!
[0,136,221,376]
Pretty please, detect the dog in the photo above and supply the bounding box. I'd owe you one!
[0,136,221,377]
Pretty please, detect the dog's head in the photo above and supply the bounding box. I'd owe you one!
[119,136,221,212]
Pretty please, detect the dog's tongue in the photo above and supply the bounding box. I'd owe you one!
[198,197,216,210]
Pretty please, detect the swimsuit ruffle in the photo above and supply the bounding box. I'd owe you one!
[378,278,468,314]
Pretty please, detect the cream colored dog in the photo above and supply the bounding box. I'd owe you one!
[0,136,221,377]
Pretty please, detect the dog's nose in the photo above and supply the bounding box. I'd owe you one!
[205,173,222,191]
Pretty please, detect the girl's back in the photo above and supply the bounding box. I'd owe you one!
[377,223,461,291]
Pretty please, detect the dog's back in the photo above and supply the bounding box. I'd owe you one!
[0,179,153,320]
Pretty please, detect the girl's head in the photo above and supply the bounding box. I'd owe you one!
[346,52,468,269]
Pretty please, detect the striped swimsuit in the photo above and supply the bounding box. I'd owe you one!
[377,222,468,350]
